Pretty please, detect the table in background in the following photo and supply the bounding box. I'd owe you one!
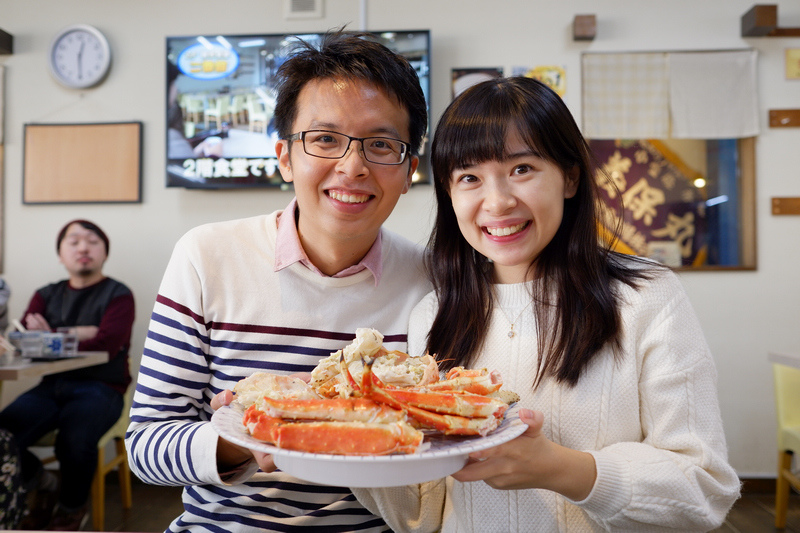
[0,351,109,381]
[768,352,800,370]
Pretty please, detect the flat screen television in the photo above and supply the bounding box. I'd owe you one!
[166,30,431,189]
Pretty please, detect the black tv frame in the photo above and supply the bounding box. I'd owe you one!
[166,30,431,189]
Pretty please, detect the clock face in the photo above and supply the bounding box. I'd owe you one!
[49,25,111,89]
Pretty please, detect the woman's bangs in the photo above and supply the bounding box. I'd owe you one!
[442,109,510,173]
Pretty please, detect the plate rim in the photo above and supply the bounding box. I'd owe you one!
[212,401,526,463]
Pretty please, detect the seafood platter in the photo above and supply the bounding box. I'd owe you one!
[212,328,526,486]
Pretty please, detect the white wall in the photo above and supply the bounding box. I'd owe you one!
[0,0,798,478]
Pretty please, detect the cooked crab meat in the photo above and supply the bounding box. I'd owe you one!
[233,372,320,409]
[311,328,439,398]
[243,405,424,455]
[426,367,504,395]
[357,358,505,437]
[378,388,507,419]
[253,396,406,424]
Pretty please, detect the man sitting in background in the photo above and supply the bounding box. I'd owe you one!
[0,219,135,531]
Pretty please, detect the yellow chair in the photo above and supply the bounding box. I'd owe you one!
[245,94,269,133]
[229,94,248,127]
[773,361,800,529]
[179,94,205,124]
[34,385,134,531]
[204,95,231,130]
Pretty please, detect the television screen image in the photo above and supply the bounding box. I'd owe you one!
[166,31,431,189]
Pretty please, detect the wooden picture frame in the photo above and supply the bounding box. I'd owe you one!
[23,122,142,204]
[588,137,757,271]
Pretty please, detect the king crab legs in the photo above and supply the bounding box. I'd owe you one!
[243,406,423,455]
[240,354,510,455]
[342,355,507,436]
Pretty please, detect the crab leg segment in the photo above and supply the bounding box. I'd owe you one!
[360,359,503,436]
[364,385,501,436]
[382,387,507,419]
[426,367,503,395]
[243,405,423,455]
[254,396,405,424]
[358,360,507,419]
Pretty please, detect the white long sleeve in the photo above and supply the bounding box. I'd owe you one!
[355,265,740,532]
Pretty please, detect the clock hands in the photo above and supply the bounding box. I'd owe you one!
[77,40,85,80]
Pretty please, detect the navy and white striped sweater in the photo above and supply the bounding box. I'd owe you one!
[126,212,430,532]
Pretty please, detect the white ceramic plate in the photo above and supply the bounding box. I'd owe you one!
[212,402,526,487]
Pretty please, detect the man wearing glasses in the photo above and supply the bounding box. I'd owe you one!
[126,31,429,532]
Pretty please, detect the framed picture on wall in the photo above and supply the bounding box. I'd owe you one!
[23,122,143,204]
[588,137,756,270]
[166,30,431,189]
[451,68,502,99]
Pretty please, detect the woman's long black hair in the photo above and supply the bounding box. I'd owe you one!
[426,76,661,387]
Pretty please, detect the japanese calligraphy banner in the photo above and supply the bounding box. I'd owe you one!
[591,139,707,267]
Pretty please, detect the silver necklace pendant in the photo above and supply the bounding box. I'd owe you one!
[499,301,531,340]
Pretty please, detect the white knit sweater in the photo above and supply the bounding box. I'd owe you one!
[353,267,740,532]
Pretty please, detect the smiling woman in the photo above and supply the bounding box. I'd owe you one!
[448,129,578,285]
[351,75,740,532]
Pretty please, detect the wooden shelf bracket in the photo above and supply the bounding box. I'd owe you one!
[573,14,596,41]
[0,28,12,55]
[772,197,800,215]
[742,5,800,37]
[769,109,800,128]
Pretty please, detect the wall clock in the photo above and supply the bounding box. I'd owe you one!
[49,24,111,89]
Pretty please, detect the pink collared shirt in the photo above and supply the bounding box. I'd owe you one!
[273,198,383,285]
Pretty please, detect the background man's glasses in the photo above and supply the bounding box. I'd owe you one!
[286,130,410,165]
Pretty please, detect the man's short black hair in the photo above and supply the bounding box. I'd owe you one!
[56,219,110,255]
[273,30,427,156]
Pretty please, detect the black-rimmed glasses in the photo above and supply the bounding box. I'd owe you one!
[286,130,410,165]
